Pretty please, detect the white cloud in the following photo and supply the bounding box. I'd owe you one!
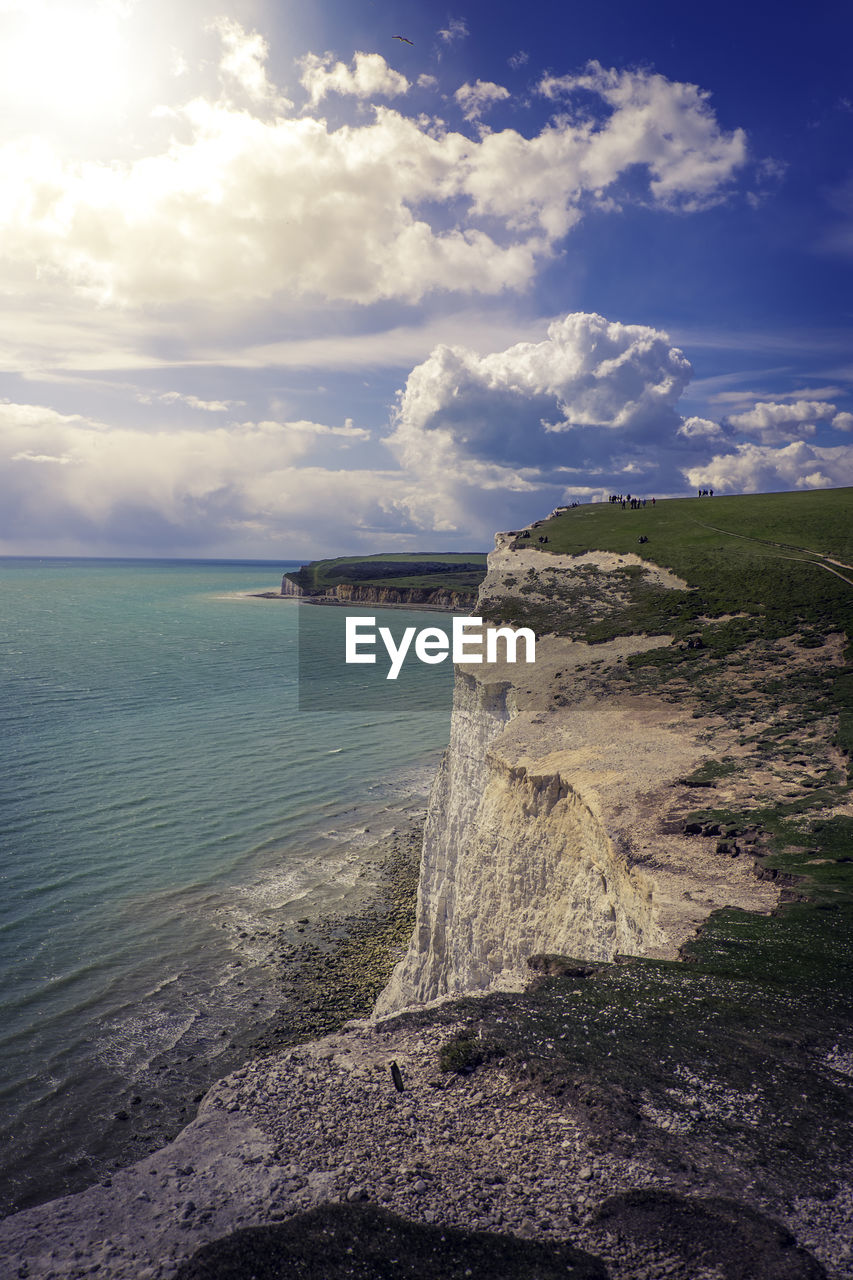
[455,80,510,121]
[11,450,71,463]
[210,17,287,107]
[508,51,529,71]
[385,312,696,535]
[709,384,842,410]
[832,411,853,431]
[246,416,370,441]
[170,48,188,78]
[686,442,853,494]
[728,398,836,443]
[677,416,725,439]
[0,102,534,306]
[438,18,468,44]
[299,52,409,106]
[0,400,383,554]
[0,60,748,309]
[393,313,691,445]
[538,60,747,210]
[138,391,243,412]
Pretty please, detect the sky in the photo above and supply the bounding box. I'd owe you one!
[1,0,852,558]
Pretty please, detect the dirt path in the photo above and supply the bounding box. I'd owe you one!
[692,520,853,588]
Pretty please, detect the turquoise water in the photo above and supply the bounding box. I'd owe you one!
[0,558,453,1215]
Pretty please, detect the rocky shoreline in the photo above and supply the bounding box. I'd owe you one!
[0,813,425,1224]
[249,591,472,612]
[2,785,849,1279]
[238,817,424,1057]
[2,1008,847,1279]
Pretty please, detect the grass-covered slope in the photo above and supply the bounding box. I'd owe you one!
[490,489,853,766]
[284,552,488,597]
[539,488,853,566]
[493,488,853,644]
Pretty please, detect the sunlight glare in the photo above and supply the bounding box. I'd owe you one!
[0,2,129,119]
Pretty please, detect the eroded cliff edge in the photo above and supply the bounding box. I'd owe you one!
[376,541,782,1015]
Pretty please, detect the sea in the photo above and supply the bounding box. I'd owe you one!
[0,557,455,1217]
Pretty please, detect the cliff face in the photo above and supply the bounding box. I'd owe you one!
[375,542,779,1017]
[279,575,475,609]
[376,666,663,1013]
[331,583,476,609]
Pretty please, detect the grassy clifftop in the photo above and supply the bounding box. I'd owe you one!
[537,487,853,628]
[488,489,853,648]
[490,488,853,766]
[284,551,487,597]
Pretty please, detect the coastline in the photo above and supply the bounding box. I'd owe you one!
[0,558,453,1226]
[234,812,423,1058]
[248,592,475,613]
[0,809,425,1224]
[4,968,849,1280]
[4,511,852,1279]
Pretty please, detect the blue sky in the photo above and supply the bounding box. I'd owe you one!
[1,0,851,557]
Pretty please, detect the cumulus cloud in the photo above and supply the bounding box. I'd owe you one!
[0,60,748,308]
[385,312,699,534]
[728,398,837,443]
[686,442,853,494]
[210,17,287,107]
[299,52,409,106]
[381,313,853,537]
[677,416,726,439]
[393,312,692,449]
[538,60,747,210]
[832,411,853,431]
[454,80,510,121]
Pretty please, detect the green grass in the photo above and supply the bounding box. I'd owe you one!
[526,488,853,642]
[537,489,853,565]
[677,759,738,788]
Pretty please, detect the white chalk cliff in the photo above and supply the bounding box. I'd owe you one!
[375,539,778,1016]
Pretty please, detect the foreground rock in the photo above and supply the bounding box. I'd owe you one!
[0,1016,843,1279]
[173,1202,607,1280]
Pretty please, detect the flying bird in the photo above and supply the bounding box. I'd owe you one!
[393,35,414,44]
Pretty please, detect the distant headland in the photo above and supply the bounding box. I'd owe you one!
[258,551,489,610]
